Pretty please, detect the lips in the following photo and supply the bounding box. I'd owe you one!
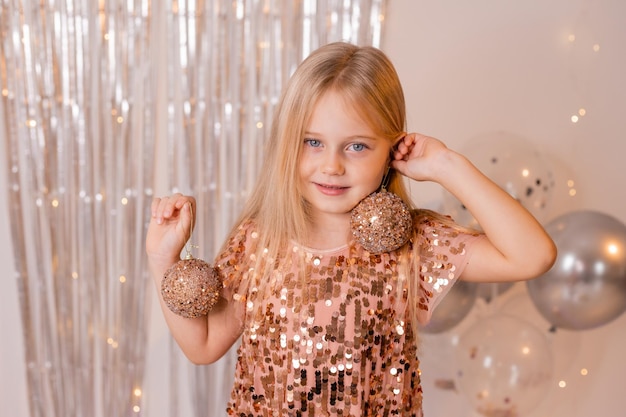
[314,182,349,196]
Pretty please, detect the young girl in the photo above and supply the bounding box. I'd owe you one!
[146,42,556,416]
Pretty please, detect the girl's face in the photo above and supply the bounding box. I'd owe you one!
[299,90,391,223]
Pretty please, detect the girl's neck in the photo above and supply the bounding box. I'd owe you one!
[305,213,351,250]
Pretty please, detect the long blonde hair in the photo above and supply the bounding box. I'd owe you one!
[222,42,458,338]
[236,42,413,244]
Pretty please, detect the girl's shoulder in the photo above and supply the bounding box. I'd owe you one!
[214,219,258,266]
[411,209,483,256]
[412,209,477,234]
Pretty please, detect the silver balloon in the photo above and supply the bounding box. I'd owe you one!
[421,280,478,333]
[527,210,626,330]
[475,282,515,303]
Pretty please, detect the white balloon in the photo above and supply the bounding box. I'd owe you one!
[500,292,582,377]
[456,314,553,417]
[443,131,554,228]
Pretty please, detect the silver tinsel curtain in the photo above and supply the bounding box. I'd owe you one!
[1,0,387,416]
[0,1,154,416]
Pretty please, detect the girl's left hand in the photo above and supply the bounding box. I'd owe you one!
[390,132,450,182]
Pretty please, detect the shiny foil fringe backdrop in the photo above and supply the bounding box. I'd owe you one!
[0,1,154,417]
[157,1,388,415]
[0,0,388,415]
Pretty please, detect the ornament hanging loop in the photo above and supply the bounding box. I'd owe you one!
[380,165,392,191]
[182,202,199,259]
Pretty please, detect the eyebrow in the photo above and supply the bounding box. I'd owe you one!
[303,131,379,141]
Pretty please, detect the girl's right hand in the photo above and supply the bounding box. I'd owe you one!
[145,193,196,267]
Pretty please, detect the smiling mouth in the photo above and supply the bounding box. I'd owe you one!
[315,183,348,189]
[314,182,349,195]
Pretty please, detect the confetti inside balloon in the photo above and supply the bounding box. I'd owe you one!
[456,315,553,417]
[351,191,412,254]
[442,131,555,228]
[162,257,223,318]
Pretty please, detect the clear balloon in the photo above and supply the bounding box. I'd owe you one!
[500,292,582,377]
[442,131,554,228]
[456,315,553,417]
[421,280,478,334]
[418,330,468,416]
[527,210,626,330]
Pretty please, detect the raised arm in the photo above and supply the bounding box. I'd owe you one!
[392,133,557,283]
[146,194,242,364]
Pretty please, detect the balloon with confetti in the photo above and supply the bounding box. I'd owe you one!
[442,131,555,229]
[455,315,553,417]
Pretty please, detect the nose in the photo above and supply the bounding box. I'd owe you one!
[321,151,344,175]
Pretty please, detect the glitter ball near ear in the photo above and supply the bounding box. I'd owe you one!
[161,257,223,318]
[351,191,413,254]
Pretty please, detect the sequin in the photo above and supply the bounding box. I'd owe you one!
[213,217,482,416]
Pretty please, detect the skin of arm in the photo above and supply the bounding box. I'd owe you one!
[392,133,557,283]
[146,194,243,364]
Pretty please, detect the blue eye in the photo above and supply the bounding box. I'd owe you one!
[349,143,366,152]
[305,138,321,147]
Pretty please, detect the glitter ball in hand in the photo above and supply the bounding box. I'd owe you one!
[161,257,223,318]
[351,191,413,254]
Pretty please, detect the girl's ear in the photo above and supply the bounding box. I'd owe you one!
[389,133,407,161]
[392,133,407,151]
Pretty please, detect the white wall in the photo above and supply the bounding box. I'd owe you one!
[2,1,625,416]
[382,1,626,416]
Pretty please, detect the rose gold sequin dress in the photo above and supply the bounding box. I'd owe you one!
[214,216,482,417]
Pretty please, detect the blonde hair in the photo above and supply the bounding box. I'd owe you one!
[222,42,460,339]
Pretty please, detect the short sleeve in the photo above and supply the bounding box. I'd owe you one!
[414,218,484,324]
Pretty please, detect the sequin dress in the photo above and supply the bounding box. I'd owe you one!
[214,216,481,417]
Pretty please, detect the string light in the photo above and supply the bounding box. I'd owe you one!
[567,180,577,197]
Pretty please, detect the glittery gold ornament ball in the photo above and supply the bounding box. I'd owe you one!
[351,191,413,254]
[161,257,223,318]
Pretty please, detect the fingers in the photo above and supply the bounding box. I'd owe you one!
[393,134,415,160]
[151,193,196,225]
[390,157,407,175]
